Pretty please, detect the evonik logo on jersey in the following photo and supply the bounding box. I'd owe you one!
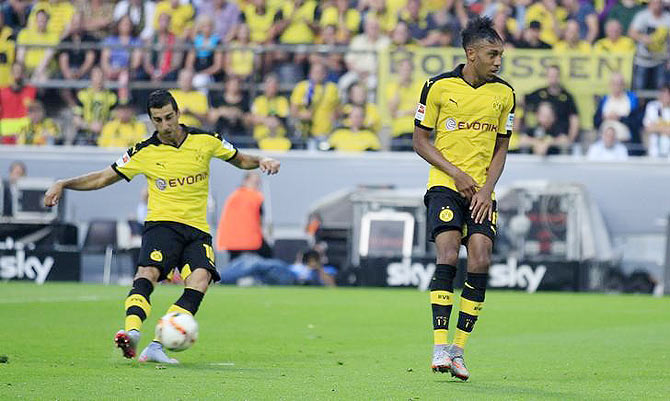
[155,172,209,191]
[445,118,498,132]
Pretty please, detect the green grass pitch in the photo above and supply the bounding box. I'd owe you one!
[1,282,668,400]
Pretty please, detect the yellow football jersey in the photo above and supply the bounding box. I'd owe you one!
[112,125,238,233]
[593,36,636,53]
[329,128,381,152]
[414,64,515,191]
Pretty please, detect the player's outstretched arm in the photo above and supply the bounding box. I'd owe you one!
[413,126,478,199]
[44,166,122,207]
[228,151,280,175]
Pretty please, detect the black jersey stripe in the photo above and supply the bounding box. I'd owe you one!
[111,162,131,181]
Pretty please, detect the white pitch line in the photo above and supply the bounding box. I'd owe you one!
[209,362,235,366]
[0,295,106,304]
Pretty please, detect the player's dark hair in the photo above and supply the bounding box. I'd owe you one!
[146,89,179,117]
[302,249,321,265]
[461,16,502,50]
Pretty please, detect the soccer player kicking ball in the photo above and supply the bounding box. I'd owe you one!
[44,90,280,364]
[413,17,515,381]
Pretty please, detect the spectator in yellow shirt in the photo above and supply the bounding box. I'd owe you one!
[224,23,255,80]
[386,58,423,151]
[73,67,117,145]
[98,103,147,148]
[153,0,195,38]
[278,0,319,44]
[594,19,635,53]
[329,105,381,152]
[258,129,293,152]
[170,69,208,128]
[0,13,16,87]
[250,73,290,141]
[290,62,340,138]
[17,100,61,145]
[525,0,568,45]
[553,19,591,53]
[340,82,381,133]
[28,0,75,38]
[320,0,361,43]
[16,9,59,82]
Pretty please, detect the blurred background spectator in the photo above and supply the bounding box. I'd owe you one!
[628,0,670,90]
[291,62,340,139]
[642,83,670,157]
[250,73,289,144]
[78,0,114,40]
[97,102,147,148]
[216,172,272,261]
[170,68,209,128]
[209,76,250,143]
[0,62,36,144]
[594,19,635,53]
[101,15,142,104]
[0,13,16,88]
[593,72,643,154]
[186,15,224,90]
[518,101,565,156]
[2,160,26,216]
[524,65,580,154]
[16,8,58,82]
[587,120,630,161]
[73,66,117,145]
[113,0,156,41]
[328,104,381,152]
[140,12,183,84]
[57,12,97,108]
[17,99,60,145]
[386,58,422,151]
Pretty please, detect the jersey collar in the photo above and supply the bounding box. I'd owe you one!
[152,124,189,148]
[454,64,492,89]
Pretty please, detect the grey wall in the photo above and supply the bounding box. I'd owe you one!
[1,146,669,237]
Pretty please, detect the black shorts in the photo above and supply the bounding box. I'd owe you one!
[424,186,498,245]
[137,221,220,282]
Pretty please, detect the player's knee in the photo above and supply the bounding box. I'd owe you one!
[184,268,212,293]
[468,253,491,273]
[135,266,160,283]
[436,248,459,265]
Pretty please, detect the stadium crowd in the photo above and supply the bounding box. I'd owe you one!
[0,0,669,156]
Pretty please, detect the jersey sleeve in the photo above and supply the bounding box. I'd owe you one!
[414,79,440,130]
[111,146,144,181]
[498,90,516,138]
[212,134,238,161]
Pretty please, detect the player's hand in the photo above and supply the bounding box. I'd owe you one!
[43,181,64,207]
[453,171,478,201]
[259,157,280,175]
[470,186,493,224]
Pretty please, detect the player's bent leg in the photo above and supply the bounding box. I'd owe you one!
[431,230,461,373]
[450,234,492,380]
[116,266,160,359]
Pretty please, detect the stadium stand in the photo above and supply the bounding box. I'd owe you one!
[0,0,667,156]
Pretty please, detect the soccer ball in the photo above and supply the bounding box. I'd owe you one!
[155,312,198,352]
